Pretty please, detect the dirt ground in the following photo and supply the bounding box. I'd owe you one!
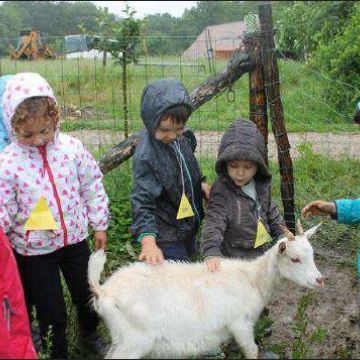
[267,247,359,358]
[67,130,360,160]
[68,129,360,358]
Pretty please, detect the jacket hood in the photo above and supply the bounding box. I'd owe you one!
[1,72,57,142]
[140,77,192,133]
[216,118,271,179]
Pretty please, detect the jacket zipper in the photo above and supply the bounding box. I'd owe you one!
[3,297,13,332]
[38,145,68,246]
[236,199,242,224]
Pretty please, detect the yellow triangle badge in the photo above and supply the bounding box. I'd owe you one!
[254,219,272,248]
[24,197,59,231]
[176,192,194,220]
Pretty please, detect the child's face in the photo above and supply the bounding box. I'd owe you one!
[14,116,56,147]
[227,160,258,186]
[155,117,185,144]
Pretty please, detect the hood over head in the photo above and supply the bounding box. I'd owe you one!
[1,72,57,142]
[216,118,271,179]
[140,77,192,133]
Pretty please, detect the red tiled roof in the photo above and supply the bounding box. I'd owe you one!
[182,21,247,58]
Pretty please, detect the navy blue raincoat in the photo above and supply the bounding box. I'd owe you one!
[130,78,205,247]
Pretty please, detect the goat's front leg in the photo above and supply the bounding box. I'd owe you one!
[228,319,258,359]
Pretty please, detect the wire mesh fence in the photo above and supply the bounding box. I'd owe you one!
[1,33,360,216]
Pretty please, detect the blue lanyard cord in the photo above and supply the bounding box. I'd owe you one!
[171,139,201,222]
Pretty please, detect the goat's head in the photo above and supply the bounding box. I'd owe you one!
[276,222,324,289]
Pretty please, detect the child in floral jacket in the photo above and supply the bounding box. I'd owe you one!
[0,72,109,358]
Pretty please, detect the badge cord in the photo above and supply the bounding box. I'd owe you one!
[172,140,200,222]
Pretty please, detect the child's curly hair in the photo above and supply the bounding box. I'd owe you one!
[11,97,60,134]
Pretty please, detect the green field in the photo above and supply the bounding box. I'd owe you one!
[1,56,358,133]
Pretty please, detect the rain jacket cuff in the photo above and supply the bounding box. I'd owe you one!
[137,232,157,243]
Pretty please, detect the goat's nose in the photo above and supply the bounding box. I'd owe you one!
[316,277,324,287]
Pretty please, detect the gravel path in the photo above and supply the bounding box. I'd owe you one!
[67,130,360,160]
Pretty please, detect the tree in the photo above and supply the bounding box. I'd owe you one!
[82,7,118,66]
[311,2,360,111]
[276,1,357,60]
[0,3,23,56]
[0,1,103,54]
[107,3,142,138]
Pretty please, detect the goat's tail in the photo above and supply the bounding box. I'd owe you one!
[88,249,107,299]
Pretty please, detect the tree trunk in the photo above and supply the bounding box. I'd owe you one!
[102,50,107,67]
[122,56,129,138]
[98,52,254,175]
[258,2,295,233]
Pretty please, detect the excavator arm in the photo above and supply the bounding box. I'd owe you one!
[9,29,55,60]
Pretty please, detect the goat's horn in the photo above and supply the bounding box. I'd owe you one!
[279,225,295,241]
[296,219,304,235]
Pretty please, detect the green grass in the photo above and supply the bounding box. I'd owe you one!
[1,56,358,133]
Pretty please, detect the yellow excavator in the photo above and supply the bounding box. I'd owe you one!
[9,28,56,60]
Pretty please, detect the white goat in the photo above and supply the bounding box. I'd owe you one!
[88,224,324,359]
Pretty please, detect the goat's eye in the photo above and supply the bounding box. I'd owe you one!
[291,257,301,263]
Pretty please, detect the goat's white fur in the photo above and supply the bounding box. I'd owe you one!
[88,224,323,359]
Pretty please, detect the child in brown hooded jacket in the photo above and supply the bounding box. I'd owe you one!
[200,119,293,272]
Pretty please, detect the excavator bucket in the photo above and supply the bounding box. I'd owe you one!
[9,28,56,60]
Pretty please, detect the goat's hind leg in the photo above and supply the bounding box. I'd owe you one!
[106,335,155,359]
[105,318,154,359]
[228,319,258,359]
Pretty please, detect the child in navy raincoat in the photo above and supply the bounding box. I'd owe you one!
[131,78,210,265]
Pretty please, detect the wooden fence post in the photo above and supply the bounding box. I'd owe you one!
[244,31,268,164]
[258,1,295,233]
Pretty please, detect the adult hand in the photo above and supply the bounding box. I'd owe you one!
[301,200,336,219]
[94,230,107,250]
[139,236,164,265]
[205,257,221,272]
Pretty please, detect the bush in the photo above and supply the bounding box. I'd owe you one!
[311,2,360,111]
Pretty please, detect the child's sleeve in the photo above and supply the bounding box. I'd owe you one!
[267,198,287,238]
[76,143,109,231]
[130,157,162,241]
[199,185,228,257]
[335,198,360,224]
[0,176,17,234]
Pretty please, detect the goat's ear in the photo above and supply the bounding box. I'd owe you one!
[296,219,304,235]
[278,241,287,254]
[304,222,322,239]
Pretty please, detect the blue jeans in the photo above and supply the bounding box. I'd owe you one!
[159,237,196,262]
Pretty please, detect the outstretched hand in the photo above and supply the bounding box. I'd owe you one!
[301,200,336,219]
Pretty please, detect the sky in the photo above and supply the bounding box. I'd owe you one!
[91,1,197,19]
